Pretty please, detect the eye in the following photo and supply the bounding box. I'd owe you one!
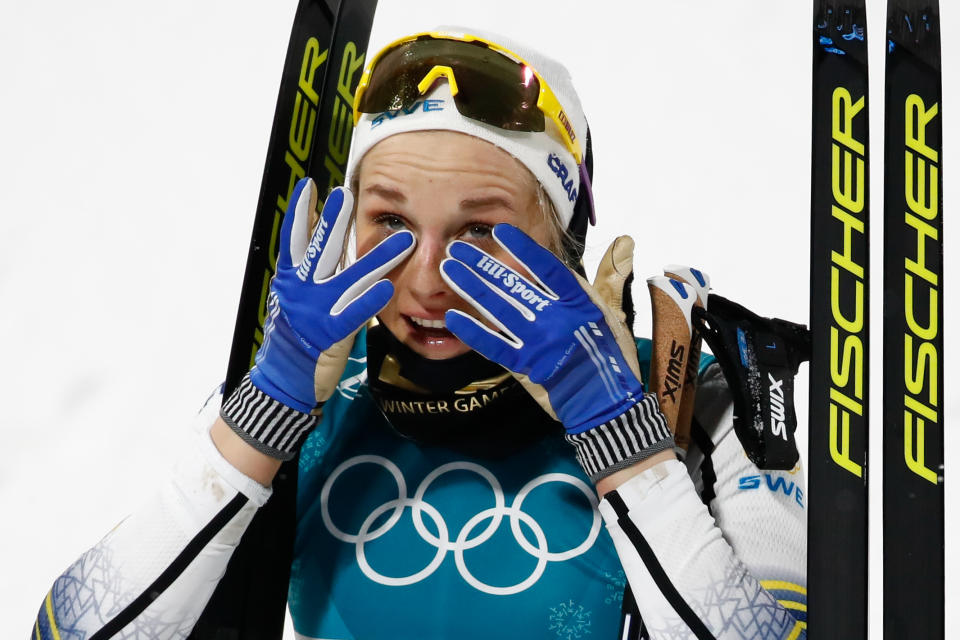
[373,214,408,232]
[461,223,493,241]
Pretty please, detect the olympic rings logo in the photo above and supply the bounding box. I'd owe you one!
[320,455,601,596]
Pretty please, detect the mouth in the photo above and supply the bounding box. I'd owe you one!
[408,315,447,330]
[404,314,454,340]
[401,312,469,354]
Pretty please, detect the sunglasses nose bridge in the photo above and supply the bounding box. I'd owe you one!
[415,65,460,98]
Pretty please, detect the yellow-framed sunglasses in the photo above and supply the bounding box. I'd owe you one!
[353,31,583,165]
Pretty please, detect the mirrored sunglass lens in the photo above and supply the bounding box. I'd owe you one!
[358,43,429,113]
[359,38,545,132]
[451,62,544,132]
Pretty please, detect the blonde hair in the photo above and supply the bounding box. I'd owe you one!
[534,181,582,268]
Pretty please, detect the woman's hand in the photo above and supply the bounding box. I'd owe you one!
[249,178,415,412]
[220,178,414,461]
[440,224,674,482]
[440,224,644,431]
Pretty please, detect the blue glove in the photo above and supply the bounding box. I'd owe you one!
[440,224,673,480]
[222,178,414,459]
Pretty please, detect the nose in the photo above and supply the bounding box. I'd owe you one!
[405,232,454,302]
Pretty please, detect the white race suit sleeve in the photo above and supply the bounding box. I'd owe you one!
[31,393,269,640]
[603,363,808,640]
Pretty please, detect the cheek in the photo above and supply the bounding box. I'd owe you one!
[354,215,402,260]
[519,208,554,247]
[511,193,556,248]
[353,219,379,257]
[354,225,409,288]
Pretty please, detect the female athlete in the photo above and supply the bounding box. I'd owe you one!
[33,29,807,640]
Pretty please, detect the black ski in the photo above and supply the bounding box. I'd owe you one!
[883,2,945,638]
[190,1,377,638]
[808,2,869,638]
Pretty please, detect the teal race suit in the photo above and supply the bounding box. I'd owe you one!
[33,333,808,640]
[289,331,632,639]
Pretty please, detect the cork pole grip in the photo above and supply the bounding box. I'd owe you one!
[663,266,711,452]
[646,276,696,447]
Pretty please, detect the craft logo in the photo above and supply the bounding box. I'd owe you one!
[901,93,941,486]
[370,99,445,129]
[547,154,578,202]
[768,373,788,441]
[826,87,867,478]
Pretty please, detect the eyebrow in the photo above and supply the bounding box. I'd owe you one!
[459,195,516,213]
[365,184,407,203]
[365,183,515,213]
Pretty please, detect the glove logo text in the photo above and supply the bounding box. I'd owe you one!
[297,217,330,281]
[476,255,552,312]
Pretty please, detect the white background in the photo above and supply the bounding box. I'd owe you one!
[1,0,955,637]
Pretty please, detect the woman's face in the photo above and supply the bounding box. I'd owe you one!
[355,130,553,360]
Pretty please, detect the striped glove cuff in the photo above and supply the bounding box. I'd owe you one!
[220,373,320,461]
[566,394,674,483]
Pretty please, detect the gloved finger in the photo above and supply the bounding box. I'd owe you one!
[440,258,530,334]
[492,224,580,297]
[310,187,355,283]
[297,187,353,283]
[278,177,315,271]
[444,309,521,370]
[329,279,395,333]
[591,236,635,326]
[329,230,415,315]
[446,241,552,322]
